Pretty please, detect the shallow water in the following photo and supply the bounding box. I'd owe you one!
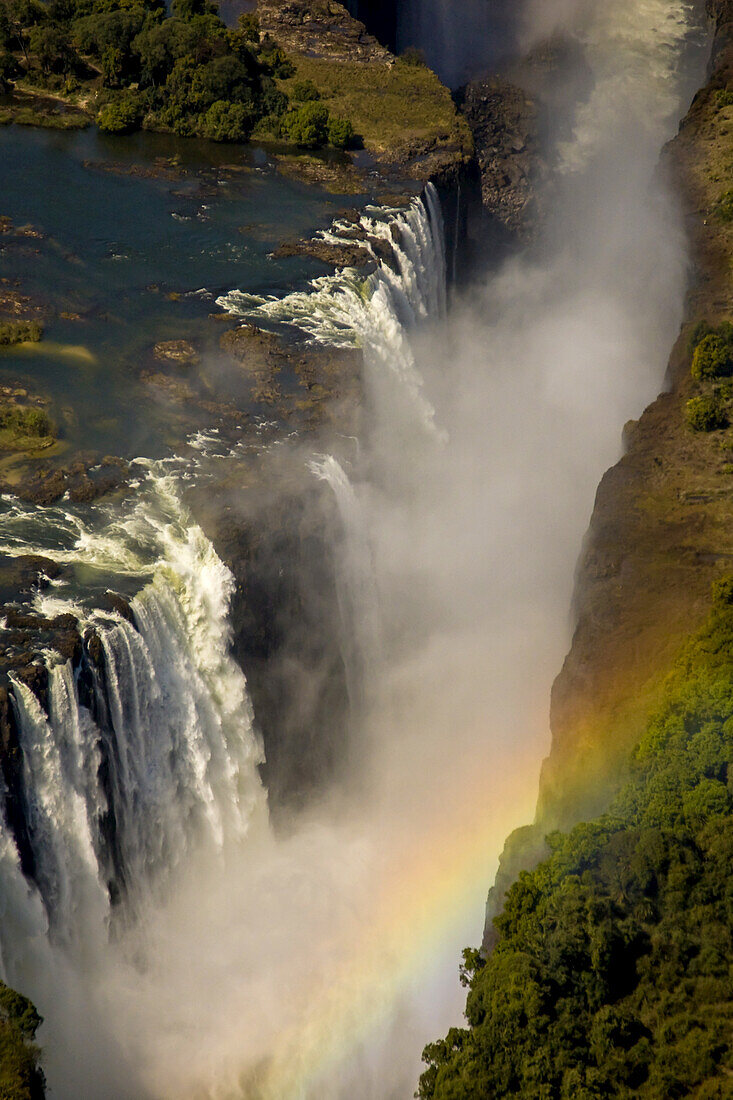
[0,125,358,458]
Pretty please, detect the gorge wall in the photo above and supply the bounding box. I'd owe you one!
[486,0,733,934]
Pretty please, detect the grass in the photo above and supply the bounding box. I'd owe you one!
[12,106,89,129]
[277,57,472,157]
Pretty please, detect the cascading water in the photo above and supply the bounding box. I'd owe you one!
[308,455,379,712]
[0,0,714,1092]
[0,181,447,1096]
[0,460,268,965]
[217,184,447,438]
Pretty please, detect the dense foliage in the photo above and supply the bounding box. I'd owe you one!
[685,393,728,432]
[0,0,355,145]
[0,321,42,345]
[419,576,733,1099]
[0,980,44,1098]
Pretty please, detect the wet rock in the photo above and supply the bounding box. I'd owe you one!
[0,686,35,877]
[0,554,61,604]
[4,452,129,506]
[457,77,542,244]
[153,339,199,366]
[271,236,372,268]
[272,153,368,196]
[99,591,136,623]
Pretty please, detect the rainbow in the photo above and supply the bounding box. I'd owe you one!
[235,742,542,1100]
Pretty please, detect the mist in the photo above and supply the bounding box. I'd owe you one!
[0,1,713,1097]
[396,0,516,87]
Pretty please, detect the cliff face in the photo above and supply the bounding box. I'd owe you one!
[486,1,733,937]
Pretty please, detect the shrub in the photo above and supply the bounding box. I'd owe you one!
[237,12,259,42]
[0,405,55,438]
[685,395,728,432]
[201,99,254,141]
[280,100,328,147]
[691,333,733,380]
[400,46,427,66]
[0,321,43,345]
[687,320,715,356]
[97,95,142,134]
[715,88,733,108]
[290,79,320,102]
[327,114,354,149]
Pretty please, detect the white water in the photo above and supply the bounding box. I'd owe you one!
[0,458,268,960]
[0,2,713,1097]
[217,184,447,438]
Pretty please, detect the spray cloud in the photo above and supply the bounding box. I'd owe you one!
[0,1,712,1097]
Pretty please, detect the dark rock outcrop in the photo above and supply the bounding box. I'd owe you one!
[257,0,391,64]
[457,78,541,246]
[192,461,353,815]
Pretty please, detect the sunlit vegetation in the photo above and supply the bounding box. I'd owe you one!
[690,325,733,380]
[0,402,56,452]
[0,979,44,1098]
[0,321,42,345]
[276,54,471,157]
[685,393,728,432]
[419,576,733,1099]
[0,0,355,146]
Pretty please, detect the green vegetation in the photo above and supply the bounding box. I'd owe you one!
[279,100,328,147]
[0,979,44,1098]
[420,577,733,1100]
[289,78,320,102]
[0,404,54,437]
[714,87,733,108]
[96,93,141,133]
[691,329,733,380]
[277,55,472,157]
[13,106,88,128]
[685,394,728,432]
[0,321,42,345]
[399,46,427,67]
[0,0,353,146]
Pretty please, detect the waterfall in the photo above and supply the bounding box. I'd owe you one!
[308,455,380,711]
[217,184,447,437]
[0,460,268,966]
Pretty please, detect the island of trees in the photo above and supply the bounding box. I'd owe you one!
[0,0,355,146]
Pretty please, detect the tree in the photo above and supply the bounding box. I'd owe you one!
[327,114,354,148]
[29,23,77,73]
[101,43,124,86]
[97,93,142,132]
[0,48,17,89]
[201,97,253,141]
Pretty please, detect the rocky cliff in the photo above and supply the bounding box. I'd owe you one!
[486,0,733,938]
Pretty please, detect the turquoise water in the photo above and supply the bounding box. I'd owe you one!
[0,125,357,458]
